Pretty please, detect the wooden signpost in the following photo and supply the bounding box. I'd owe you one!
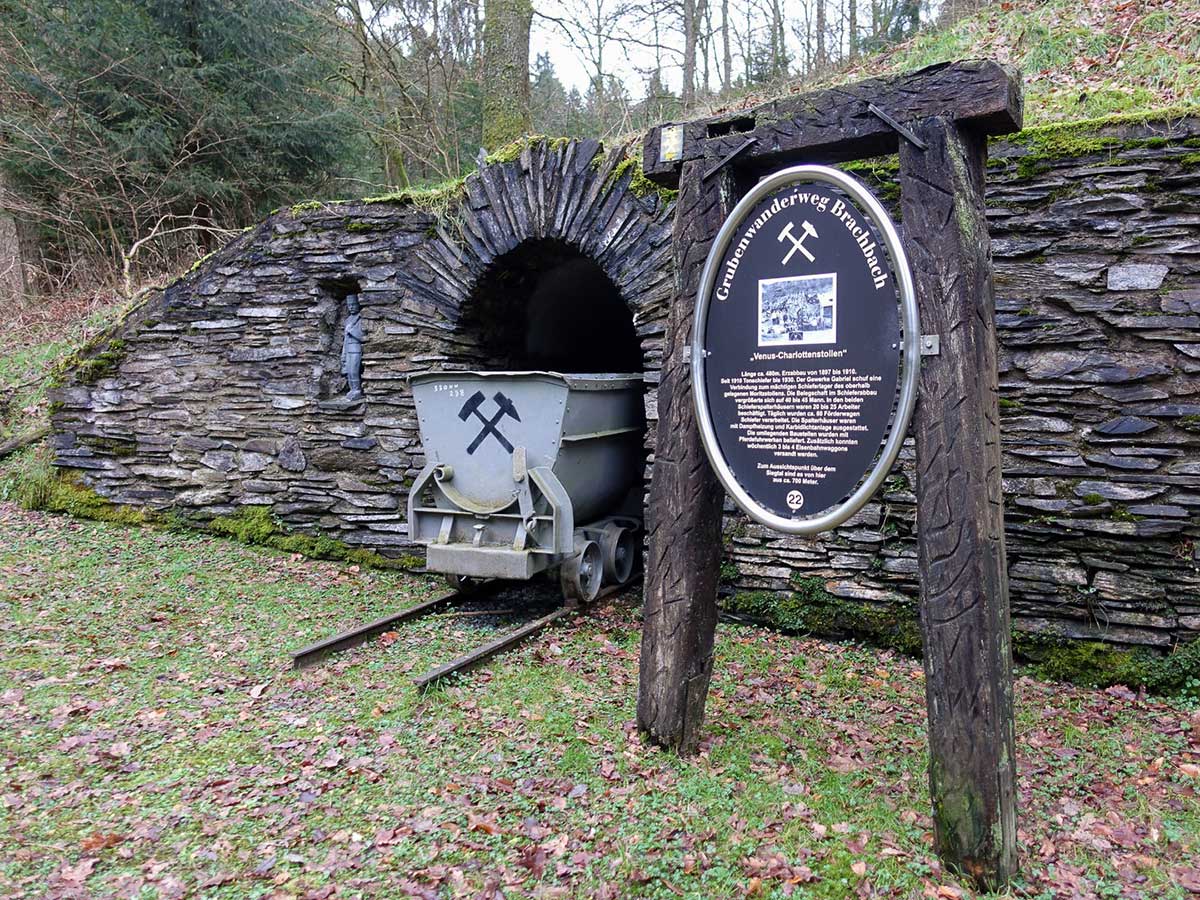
[637,60,1022,888]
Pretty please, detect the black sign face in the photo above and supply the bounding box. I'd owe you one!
[693,166,917,534]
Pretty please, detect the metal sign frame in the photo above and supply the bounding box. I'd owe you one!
[691,164,920,535]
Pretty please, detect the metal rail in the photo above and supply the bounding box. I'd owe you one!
[411,575,641,690]
[293,575,642,681]
[291,589,466,670]
[413,606,575,690]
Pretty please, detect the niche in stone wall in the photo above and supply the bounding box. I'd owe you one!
[461,239,643,374]
[315,276,363,400]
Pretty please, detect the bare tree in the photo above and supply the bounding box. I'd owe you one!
[720,0,732,92]
[848,0,858,60]
[815,0,826,70]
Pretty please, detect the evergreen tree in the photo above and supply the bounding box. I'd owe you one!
[531,52,571,135]
[0,0,360,279]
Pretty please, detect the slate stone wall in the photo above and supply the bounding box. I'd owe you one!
[724,116,1200,652]
[51,118,1200,651]
[49,139,673,559]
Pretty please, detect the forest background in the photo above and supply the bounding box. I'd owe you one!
[0,0,996,303]
[1,0,1197,311]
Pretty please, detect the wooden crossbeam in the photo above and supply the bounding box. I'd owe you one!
[641,60,1022,186]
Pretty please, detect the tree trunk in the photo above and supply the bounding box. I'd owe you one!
[481,0,532,151]
[0,166,28,308]
[816,0,826,70]
[637,160,731,754]
[772,0,786,78]
[898,117,1018,891]
[849,0,858,60]
[682,0,698,106]
[721,0,731,92]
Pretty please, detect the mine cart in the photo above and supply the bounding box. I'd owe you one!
[408,371,644,603]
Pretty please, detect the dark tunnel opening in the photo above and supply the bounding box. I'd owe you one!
[463,239,643,374]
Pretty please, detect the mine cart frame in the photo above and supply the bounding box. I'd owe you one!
[407,370,644,603]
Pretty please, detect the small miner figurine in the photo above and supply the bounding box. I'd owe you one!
[340,294,365,400]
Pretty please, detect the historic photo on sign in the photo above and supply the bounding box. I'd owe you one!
[757,273,837,346]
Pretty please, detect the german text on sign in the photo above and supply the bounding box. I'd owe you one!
[692,165,919,535]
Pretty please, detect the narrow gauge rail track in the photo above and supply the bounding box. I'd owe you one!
[290,577,640,687]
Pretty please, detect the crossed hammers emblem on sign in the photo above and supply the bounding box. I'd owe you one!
[778,220,818,265]
[459,391,520,455]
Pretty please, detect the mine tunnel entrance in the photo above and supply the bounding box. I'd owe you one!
[462,239,643,373]
[432,238,648,602]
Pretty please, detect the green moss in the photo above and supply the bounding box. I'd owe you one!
[361,177,467,217]
[1081,492,1105,506]
[1178,414,1200,433]
[1015,156,1051,180]
[1015,633,1200,698]
[4,450,427,574]
[187,249,217,274]
[484,134,571,166]
[12,457,154,527]
[1110,504,1140,522]
[290,199,326,214]
[604,152,678,203]
[53,338,128,387]
[719,559,740,584]
[839,156,900,203]
[998,398,1022,411]
[78,435,138,455]
[723,577,924,657]
[1005,106,1200,162]
[842,155,900,177]
[721,578,1200,698]
[207,505,421,571]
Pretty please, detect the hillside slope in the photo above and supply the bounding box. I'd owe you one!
[721,0,1200,127]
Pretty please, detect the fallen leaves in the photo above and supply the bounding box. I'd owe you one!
[466,811,501,836]
[2,503,1198,899]
[58,858,97,884]
[80,832,125,852]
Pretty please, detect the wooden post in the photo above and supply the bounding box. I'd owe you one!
[898,118,1018,889]
[637,160,730,754]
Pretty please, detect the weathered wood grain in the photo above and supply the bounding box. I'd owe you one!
[636,160,731,753]
[899,117,1018,889]
[642,60,1022,186]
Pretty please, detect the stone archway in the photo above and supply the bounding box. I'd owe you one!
[410,139,676,382]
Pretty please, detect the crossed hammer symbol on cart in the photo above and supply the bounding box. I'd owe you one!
[459,391,520,455]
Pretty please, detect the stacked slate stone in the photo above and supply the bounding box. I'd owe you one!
[725,117,1200,653]
[50,139,674,558]
[51,117,1200,653]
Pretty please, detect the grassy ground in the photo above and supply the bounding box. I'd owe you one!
[1,504,1197,899]
[0,295,128,445]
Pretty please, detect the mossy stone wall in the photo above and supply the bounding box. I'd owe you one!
[49,115,1200,675]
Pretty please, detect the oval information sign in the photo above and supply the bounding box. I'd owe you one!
[692,165,919,535]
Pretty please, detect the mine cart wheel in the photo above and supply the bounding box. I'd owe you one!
[445,574,483,593]
[560,540,602,605]
[599,523,637,585]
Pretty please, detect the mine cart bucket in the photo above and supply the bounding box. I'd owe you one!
[408,371,643,582]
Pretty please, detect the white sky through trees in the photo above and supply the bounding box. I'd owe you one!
[530,0,950,100]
